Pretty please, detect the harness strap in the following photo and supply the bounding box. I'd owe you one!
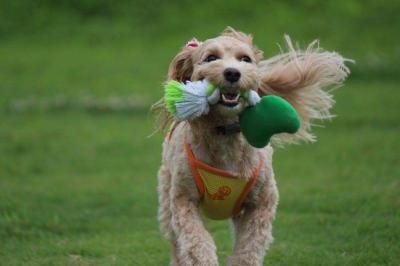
[167,121,180,141]
[232,156,263,215]
[184,142,205,196]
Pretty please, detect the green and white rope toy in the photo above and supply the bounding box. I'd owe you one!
[164,79,260,121]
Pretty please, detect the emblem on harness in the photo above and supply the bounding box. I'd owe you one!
[210,186,231,200]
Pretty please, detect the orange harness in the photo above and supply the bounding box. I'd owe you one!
[168,122,264,220]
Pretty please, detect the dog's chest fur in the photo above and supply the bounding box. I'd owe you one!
[186,121,268,180]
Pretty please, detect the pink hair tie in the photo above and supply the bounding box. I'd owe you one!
[186,39,199,48]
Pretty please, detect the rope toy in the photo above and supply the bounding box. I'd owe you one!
[165,80,219,121]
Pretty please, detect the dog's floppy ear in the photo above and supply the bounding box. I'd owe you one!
[167,38,201,82]
[222,26,263,61]
[259,35,352,145]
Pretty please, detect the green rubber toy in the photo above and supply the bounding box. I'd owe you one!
[239,96,300,148]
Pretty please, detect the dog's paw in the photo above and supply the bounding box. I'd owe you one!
[181,239,218,266]
[226,253,262,266]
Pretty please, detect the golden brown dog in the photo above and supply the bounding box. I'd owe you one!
[155,27,350,266]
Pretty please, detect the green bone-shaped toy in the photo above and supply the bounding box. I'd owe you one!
[239,95,300,148]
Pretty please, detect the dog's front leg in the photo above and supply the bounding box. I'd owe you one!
[171,192,218,266]
[227,180,278,266]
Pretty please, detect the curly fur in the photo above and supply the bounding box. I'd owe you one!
[155,27,350,265]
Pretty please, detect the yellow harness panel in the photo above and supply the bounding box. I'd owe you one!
[198,168,248,220]
[184,141,263,220]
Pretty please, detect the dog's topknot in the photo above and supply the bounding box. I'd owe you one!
[222,26,263,61]
[222,26,254,45]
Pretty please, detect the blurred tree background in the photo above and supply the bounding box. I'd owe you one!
[0,1,399,265]
[1,0,400,104]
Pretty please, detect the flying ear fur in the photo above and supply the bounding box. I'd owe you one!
[259,35,352,145]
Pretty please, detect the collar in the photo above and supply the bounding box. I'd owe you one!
[215,122,241,135]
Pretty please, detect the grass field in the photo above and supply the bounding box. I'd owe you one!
[2,80,399,265]
[1,1,400,265]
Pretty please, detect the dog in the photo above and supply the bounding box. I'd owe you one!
[155,27,350,266]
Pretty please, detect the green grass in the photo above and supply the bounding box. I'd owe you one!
[1,80,399,265]
[1,2,400,264]
[1,82,399,265]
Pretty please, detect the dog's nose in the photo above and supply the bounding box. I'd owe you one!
[223,68,241,83]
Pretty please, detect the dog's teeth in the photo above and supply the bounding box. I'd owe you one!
[222,94,227,102]
[221,93,239,103]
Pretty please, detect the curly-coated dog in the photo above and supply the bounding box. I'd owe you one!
[155,27,350,266]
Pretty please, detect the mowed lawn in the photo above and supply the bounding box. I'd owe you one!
[1,38,399,265]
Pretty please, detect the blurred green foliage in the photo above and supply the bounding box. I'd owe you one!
[1,0,400,79]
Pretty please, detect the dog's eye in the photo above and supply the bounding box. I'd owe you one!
[205,55,219,62]
[239,55,252,63]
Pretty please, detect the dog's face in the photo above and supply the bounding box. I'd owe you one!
[191,36,260,116]
[168,28,263,119]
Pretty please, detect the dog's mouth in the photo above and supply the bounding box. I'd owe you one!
[219,92,240,107]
